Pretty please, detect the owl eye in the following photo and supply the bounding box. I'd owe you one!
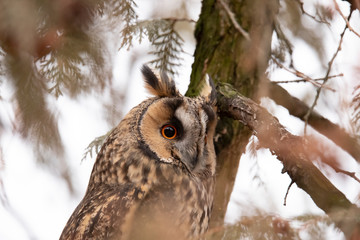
[161,124,177,139]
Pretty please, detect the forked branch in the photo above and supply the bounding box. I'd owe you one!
[216,83,360,239]
[265,81,360,163]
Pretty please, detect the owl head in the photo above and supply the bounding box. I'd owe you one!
[131,65,217,179]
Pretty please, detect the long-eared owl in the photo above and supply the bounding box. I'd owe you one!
[60,65,217,239]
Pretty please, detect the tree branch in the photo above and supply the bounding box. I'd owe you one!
[334,0,360,38]
[270,56,335,91]
[216,83,360,239]
[189,0,278,230]
[271,73,343,84]
[283,180,295,206]
[295,0,330,25]
[264,81,360,164]
[218,0,250,41]
[303,22,348,133]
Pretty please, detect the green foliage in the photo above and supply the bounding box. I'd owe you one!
[1,0,357,238]
[0,0,129,190]
[120,19,184,76]
[39,31,109,98]
[106,0,138,20]
[0,0,188,164]
[0,0,190,199]
[82,130,112,161]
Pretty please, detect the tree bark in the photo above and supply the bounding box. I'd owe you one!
[186,0,279,229]
[216,83,360,239]
[187,0,360,238]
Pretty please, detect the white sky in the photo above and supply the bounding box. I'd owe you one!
[0,0,360,239]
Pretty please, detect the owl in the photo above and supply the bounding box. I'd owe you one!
[60,65,217,240]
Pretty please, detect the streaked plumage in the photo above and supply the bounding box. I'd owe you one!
[60,65,217,240]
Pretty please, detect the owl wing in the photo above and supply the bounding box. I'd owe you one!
[59,183,145,240]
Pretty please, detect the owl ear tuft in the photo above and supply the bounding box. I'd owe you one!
[200,74,217,105]
[141,65,179,97]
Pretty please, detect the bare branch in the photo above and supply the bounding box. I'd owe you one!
[303,22,347,134]
[295,0,330,25]
[283,180,295,206]
[271,73,343,84]
[216,83,360,239]
[265,81,360,163]
[161,17,196,24]
[223,0,360,167]
[333,0,360,38]
[218,0,250,41]
[271,56,335,91]
[273,21,295,67]
[333,166,360,183]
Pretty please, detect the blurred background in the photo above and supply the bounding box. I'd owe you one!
[0,0,359,239]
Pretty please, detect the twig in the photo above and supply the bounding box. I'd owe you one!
[217,0,343,114]
[333,0,360,38]
[219,1,307,90]
[272,73,343,84]
[218,0,250,41]
[296,0,330,25]
[240,0,342,132]
[266,81,360,163]
[271,57,335,91]
[332,166,360,183]
[303,23,347,134]
[274,21,294,67]
[216,84,360,239]
[283,180,295,206]
[222,0,335,93]
[162,17,196,24]
[220,0,359,164]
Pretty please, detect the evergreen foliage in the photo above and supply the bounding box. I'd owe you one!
[121,19,185,75]
[0,0,359,239]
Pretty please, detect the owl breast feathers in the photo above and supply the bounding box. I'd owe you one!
[60,65,217,240]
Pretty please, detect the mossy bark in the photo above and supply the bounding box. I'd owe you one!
[186,0,279,229]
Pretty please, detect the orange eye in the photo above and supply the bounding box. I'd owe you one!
[161,124,177,139]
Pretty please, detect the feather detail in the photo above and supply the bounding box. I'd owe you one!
[141,65,179,97]
[199,74,217,105]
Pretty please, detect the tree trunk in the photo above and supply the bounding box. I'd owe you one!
[186,0,279,229]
